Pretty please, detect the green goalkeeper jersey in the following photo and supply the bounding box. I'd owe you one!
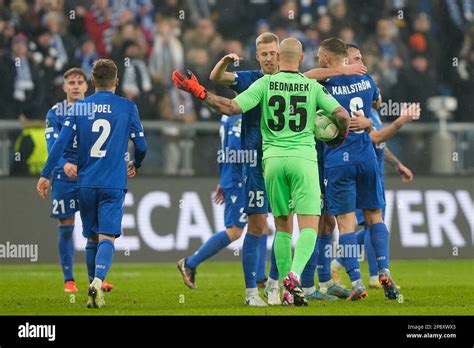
[234,71,341,161]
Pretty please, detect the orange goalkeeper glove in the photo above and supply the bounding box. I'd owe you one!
[172,70,207,100]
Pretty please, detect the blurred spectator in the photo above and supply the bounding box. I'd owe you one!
[110,22,148,63]
[0,33,46,120]
[316,15,332,41]
[395,54,437,121]
[73,36,99,79]
[329,0,353,36]
[149,17,184,88]
[183,18,223,62]
[44,11,76,72]
[301,24,320,71]
[119,40,155,119]
[85,0,112,57]
[159,87,196,175]
[454,25,474,122]
[339,26,356,45]
[408,13,439,69]
[364,18,409,98]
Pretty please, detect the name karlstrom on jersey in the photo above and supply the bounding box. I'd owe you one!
[329,79,372,95]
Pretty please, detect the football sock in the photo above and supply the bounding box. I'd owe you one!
[332,258,343,270]
[256,233,268,282]
[303,286,316,296]
[370,222,390,271]
[364,225,379,277]
[274,231,292,281]
[186,231,231,269]
[242,233,260,289]
[339,232,361,282]
[301,240,318,288]
[316,234,332,283]
[268,239,279,281]
[370,275,379,283]
[85,241,98,283]
[95,239,115,281]
[58,225,74,282]
[291,228,317,277]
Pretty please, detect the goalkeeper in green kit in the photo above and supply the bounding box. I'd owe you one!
[172,38,350,306]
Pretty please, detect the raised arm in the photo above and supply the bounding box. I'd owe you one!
[209,53,242,86]
[304,64,367,81]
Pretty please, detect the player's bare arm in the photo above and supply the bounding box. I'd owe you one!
[304,64,367,81]
[385,147,414,182]
[204,93,242,115]
[332,106,350,132]
[209,53,242,86]
[370,104,419,144]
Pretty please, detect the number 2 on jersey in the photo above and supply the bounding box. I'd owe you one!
[90,119,111,158]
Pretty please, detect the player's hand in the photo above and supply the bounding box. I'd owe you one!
[172,70,207,100]
[396,102,421,125]
[342,64,367,76]
[63,162,77,180]
[349,110,372,131]
[397,163,413,183]
[214,184,224,205]
[127,161,137,178]
[222,53,243,66]
[36,177,50,199]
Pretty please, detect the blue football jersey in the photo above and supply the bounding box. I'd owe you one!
[320,74,379,168]
[41,91,147,190]
[369,108,385,172]
[218,114,243,189]
[44,103,78,181]
[230,70,264,155]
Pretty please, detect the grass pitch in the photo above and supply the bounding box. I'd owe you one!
[0,260,472,316]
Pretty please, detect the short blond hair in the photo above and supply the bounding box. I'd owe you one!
[255,32,279,47]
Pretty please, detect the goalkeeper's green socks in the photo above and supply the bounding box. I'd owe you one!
[274,231,292,281]
[291,228,318,277]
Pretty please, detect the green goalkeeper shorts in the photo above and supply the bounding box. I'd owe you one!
[262,156,321,217]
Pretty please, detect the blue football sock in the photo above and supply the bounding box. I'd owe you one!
[186,231,231,269]
[301,241,318,288]
[316,234,332,283]
[256,234,268,282]
[363,226,379,277]
[269,239,279,281]
[85,241,98,283]
[242,233,260,288]
[355,227,365,245]
[95,239,115,281]
[370,222,390,271]
[58,225,74,282]
[339,232,361,282]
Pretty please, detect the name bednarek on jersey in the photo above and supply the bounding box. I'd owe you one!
[53,100,112,117]
[329,79,372,95]
[18,322,55,341]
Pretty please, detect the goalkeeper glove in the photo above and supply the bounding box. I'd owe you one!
[172,70,207,100]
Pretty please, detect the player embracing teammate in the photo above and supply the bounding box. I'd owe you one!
[172,38,350,306]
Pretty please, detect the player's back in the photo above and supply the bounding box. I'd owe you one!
[320,74,379,168]
[260,71,322,161]
[75,91,138,190]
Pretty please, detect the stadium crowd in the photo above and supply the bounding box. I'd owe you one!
[0,0,473,175]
